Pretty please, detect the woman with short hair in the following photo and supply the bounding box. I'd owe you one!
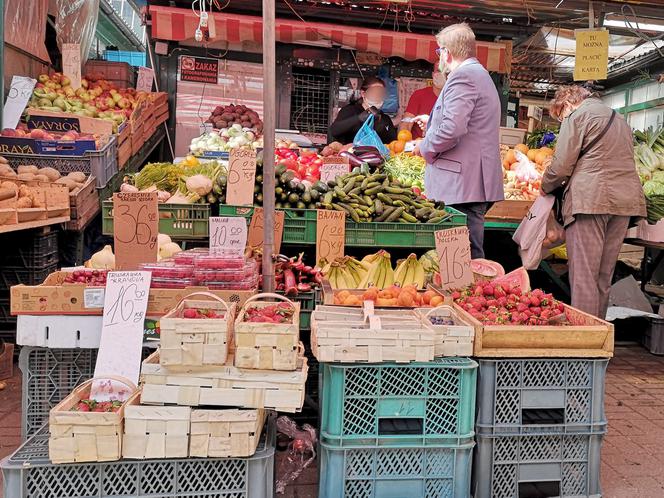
[542,85,646,318]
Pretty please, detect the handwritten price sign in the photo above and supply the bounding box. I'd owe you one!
[136,66,155,92]
[320,156,350,184]
[62,43,82,90]
[113,192,159,270]
[3,76,37,129]
[226,148,257,205]
[209,216,247,256]
[92,271,152,400]
[248,207,285,254]
[316,209,345,264]
[434,227,473,290]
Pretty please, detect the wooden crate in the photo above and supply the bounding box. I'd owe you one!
[139,350,307,413]
[416,305,477,357]
[65,176,99,231]
[122,403,191,459]
[160,292,236,369]
[234,293,300,371]
[189,408,265,458]
[456,303,614,358]
[486,199,534,223]
[311,305,435,363]
[49,377,138,464]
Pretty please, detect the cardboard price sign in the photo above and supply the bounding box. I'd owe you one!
[209,216,247,256]
[136,66,155,92]
[3,76,37,130]
[320,156,350,183]
[226,148,257,206]
[574,29,609,81]
[316,209,345,264]
[434,227,473,290]
[92,271,151,400]
[112,192,159,270]
[62,43,82,90]
[248,207,285,254]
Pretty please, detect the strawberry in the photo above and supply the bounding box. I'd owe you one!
[76,402,91,412]
[529,296,541,307]
[531,307,542,316]
[520,296,531,305]
[516,303,528,313]
[451,291,461,300]
[493,285,506,298]
[183,308,197,319]
[483,285,494,296]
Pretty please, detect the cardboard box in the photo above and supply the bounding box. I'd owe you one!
[0,136,100,156]
[499,126,527,147]
[28,110,117,136]
[486,199,534,223]
[11,272,256,316]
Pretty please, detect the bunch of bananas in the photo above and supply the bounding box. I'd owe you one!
[394,254,425,289]
[323,257,369,289]
[359,250,394,289]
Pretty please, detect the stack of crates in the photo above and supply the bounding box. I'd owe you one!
[473,358,608,498]
[0,229,59,328]
[318,358,478,497]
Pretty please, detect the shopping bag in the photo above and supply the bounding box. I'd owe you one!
[353,114,391,157]
[512,194,563,270]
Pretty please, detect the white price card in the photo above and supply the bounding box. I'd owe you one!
[199,122,214,134]
[434,227,473,291]
[320,156,350,183]
[62,43,82,90]
[3,76,37,129]
[136,66,155,92]
[209,216,247,256]
[92,271,152,401]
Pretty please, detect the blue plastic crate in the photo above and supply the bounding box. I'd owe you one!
[320,358,477,447]
[320,440,473,498]
[104,50,147,67]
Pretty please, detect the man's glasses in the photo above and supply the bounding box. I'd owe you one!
[435,47,446,57]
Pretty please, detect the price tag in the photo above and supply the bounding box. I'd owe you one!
[248,207,285,254]
[368,315,382,330]
[3,76,36,129]
[62,43,82,90]
[320,156,350,184]
[363,299,374,319]
[226,148,257,206]
[434,227,473,291]
[199,122,214,134]
[112,192,159,270]
[209,216,247,256]
[92,271,151,400]
[316,209,345,265]
[136,66,155,92]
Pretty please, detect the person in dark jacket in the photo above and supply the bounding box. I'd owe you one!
[328,76,397,145]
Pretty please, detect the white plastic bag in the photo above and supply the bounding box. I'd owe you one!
[513,149,541,183]
[512,194,564,269]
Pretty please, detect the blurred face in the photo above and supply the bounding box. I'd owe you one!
[432,69,446,89]
[436,46,452,74]
[557,102,578,122]
[362,84,386,108]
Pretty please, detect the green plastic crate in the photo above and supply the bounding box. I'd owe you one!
[102,200,210,238]
[275,288,321,332]
[219,205,318,244]
[344,207,467,248]
[320,357,477,447]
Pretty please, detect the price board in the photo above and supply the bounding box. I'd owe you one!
[209,216,247,256]
[198,122,214,134]
[247,207,285,254]
[62,43,82,90]
[226,148,257,206]
[3,76,36,129]
[434,227,473,290]
[316,209,345,264]
[112,192,159,270]
[320,156,350,183]
[91,271,151,400]
[136,66,155,92]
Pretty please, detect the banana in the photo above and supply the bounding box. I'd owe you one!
[413,258,425,289]
[380,252,395,288]
[394,258,409,286]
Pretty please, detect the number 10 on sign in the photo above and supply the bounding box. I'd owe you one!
[434,227,473,290]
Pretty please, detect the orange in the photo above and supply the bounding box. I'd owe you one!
[392,140,406,153]
[362,287,379,302]
[397,292,414,307]
[402,284,418,295]
[527,149,538,162]
[535,151,548,165]
[505,150,517,164]
[337,290,351,300]
[430,295,444,307]
[397,129,413,142]
[514,143,529,154]
[422,290,436,305]
[539,146,554,155]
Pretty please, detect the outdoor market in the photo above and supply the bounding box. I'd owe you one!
[2,0,664,497]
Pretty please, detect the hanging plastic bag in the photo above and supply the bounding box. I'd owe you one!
[513,149,542,183]
[275,416,317,494]
[353,114,391,157]
[56,0,100,64]
[513,194,564,270]
[4,0,50,62]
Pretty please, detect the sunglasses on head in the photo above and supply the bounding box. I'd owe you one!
[435,47,446,57]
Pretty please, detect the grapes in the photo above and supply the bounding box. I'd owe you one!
[429,316,455,326]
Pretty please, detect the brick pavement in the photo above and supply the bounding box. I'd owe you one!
[2,345,664,497]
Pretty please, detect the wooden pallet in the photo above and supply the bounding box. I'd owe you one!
[122,404,191,459]
[189,408,265,458]
[140,350,308,413]
[416,305,477,357]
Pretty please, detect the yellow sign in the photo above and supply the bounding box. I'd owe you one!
[574,29,609,81]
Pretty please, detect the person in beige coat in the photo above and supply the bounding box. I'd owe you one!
[541,85,646,319]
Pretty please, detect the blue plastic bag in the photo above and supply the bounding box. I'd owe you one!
[353,114,391,157]
[377,66,399,114]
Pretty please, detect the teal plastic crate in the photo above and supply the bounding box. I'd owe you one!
[219,205,318,244]
[320,358,477,447]
[102,200,210,238]
[320,440,474,498]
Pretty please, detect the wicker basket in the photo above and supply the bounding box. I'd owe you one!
[189,408,266,458]
[418,305,477,357]
[234,293,300,371]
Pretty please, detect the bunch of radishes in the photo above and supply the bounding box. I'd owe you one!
[181,308,224,319]
[274,253,322,296]
[63,270,108,286]
[453,282,566,326]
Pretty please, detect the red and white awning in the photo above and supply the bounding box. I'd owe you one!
[149,6,511,74]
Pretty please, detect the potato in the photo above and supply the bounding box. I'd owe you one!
[17,165,38,175]
[1,169,17,178]
[16,173,35,181]
[67,172,86,183]
[56,177,78,191]
[0,181,17,193]
[18,184,30,197]
[33,174,50,182]
[16,197,32,208]
[38,167,61,181]
[0,155,8,164]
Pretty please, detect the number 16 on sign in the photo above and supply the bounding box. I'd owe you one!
[434,227,473,290]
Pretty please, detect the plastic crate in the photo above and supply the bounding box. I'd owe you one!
[320,440,473,498]
[477,359,608,434]
[344,207,467,248]
[102,200,210,238]
[0,230,58,268]
[85,60,135,87]
[4,136,118,188]
[641,315,664,355]
[104,50,147,67]
[1,418,275,498]
[219,205,318,244]
[19,347,98,439]
[320,358,477,447]
[0,264,56,291]
[473,429,605,498]
[276,288,320,332]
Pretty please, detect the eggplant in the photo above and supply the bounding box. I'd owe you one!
[339,151,364,167]
[353,145,380,155]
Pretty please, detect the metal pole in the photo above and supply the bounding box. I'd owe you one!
[261,0,276,292]
[589,1,595,29]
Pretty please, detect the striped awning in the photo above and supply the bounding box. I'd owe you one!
[149,6,511,74]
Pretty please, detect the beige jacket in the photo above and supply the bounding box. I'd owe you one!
[541,98,646,226]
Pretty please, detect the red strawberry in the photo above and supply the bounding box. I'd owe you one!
[76,402,91,412]
[531,289,543,298]
[451,291,461,300]
[531,307,542,316]
[516,303,528,313]
[183,309,197,319]
[530,297,541,307]
[520,296,531,305]
[497,297,507,307]
[483,285,494,296]
[486,299,498,308]
[511,287,522,296]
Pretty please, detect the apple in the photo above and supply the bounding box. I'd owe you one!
[81,78,88,89]
[64,87,75,97]
[44,81,57,89]
[15,129,27,137]
[51,72,62,83]
[105,97,115,109]
[30,129,47,139]
[37,98,52,107]
[61,133,76,141]
[75,88,86,98]
[2,128,16,137]
[38,74,49,84]
[42,132,55,140]
[61,76,71,87]
[117,97,131,109]
[35,82,45,89]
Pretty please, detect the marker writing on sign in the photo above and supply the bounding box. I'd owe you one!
[105,283,147,326]
[115,203,157,249]
[211,223,244,247]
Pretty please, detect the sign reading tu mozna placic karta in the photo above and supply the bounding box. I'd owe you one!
[574,29,609,81]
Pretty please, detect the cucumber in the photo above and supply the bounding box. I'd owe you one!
[364,185,383,196]
[374,206,396,222]
[375,199,384,216]
[427,216,445,224]
[385,207,404,222]
[400,212,418,223]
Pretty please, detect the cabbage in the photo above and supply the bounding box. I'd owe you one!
[653,171,664,183]
[643,180,664,197]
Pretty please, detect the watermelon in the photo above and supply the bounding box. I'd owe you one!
[420,250,439,284]
[470,259,505,279]
[491,267,531,292]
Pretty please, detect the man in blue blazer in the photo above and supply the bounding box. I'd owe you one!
[415,23,504,259]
